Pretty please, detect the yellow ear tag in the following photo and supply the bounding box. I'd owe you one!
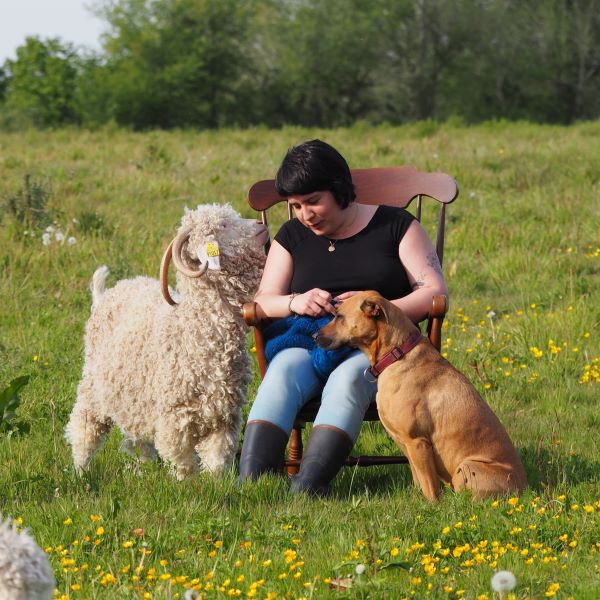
[197,240,221,270]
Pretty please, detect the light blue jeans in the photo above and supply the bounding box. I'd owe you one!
[247,347,377,443]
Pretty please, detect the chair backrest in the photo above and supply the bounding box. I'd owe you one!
[248,165,458,266]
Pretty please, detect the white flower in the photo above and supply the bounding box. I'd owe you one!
[487,310,496,319]
[184,590,201,600]
[42,233,52,246]
[45,225,55,233]
[355,563,366,575]
[491,570,517,592]
[67,236,77,246]
[55,231,64,242]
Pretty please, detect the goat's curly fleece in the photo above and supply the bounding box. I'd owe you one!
[65,204,266,478]
[0,517,55,600]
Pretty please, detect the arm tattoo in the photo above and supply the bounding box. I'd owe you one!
[411,252,442,290]
[427,251,443,274]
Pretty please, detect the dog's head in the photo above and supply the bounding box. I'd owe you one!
[315,291,390,351]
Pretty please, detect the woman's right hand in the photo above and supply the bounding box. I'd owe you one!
[290,288,336,317]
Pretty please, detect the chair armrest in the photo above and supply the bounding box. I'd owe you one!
[242,301,269,378]
[427,294,448,352]
[429,294,448,319]
[242,302,260,326]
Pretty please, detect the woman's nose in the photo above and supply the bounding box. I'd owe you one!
[301,206,314,221]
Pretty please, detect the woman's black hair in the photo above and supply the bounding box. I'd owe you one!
[275,139,356,208]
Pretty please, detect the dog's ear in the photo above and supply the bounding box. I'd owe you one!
[360,299,388,321]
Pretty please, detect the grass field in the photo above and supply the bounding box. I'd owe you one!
[0,121,599,599]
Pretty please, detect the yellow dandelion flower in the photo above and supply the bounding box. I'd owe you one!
[63,518,73,526]
[390,547,400,556]
[90,514,101,522]
[122,540,133,548]
[95,526,105,536]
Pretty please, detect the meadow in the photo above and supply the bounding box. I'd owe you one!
[0,121,599,599]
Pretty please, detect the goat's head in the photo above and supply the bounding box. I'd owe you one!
[161,203,268,305]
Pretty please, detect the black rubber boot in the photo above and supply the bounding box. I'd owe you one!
[238,420,289,482]
[290,425,353,496]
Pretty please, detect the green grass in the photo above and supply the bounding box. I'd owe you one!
[0,122,599,599]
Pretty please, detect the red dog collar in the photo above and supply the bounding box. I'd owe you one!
[365,331,423,381]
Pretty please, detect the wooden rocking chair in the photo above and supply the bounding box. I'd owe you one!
[242,165,458,475]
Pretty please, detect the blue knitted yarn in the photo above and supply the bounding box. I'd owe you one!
[263,315,354,380]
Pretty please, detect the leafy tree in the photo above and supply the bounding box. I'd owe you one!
[3,36,80,126]
[269,0,384,126]
[93,0,254,128]
[0,64,7,103]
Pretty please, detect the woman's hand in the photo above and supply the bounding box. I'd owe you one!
[332,291,361,307]
[290,288,336,317]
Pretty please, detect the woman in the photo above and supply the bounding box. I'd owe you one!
[239,139,448,495]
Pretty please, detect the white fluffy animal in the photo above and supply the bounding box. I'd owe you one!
[65,203,268,479]
[0,517,55,600]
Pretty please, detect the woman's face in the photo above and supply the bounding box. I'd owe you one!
[287,191,343,236]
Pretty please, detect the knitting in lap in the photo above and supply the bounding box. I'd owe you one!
[263,315,354,380]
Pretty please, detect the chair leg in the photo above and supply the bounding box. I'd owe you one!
[287,423,304,476]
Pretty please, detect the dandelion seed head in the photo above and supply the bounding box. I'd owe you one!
[491,570,517,592]
[42,232,52,246]
[355,563,366,575]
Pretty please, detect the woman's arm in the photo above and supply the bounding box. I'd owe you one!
[254,240,336,318]
[393,219,448,323]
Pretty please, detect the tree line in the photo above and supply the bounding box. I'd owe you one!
[1,0,599,130]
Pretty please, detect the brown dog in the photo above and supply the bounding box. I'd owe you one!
[316,291,527,501]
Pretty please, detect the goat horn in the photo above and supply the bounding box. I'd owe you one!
[172,225,209,278]
[160,239,178,305]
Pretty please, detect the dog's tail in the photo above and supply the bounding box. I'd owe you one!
[91,265,109,310]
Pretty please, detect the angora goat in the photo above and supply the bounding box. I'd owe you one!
[65,203,268,479]
[0,517,55,600]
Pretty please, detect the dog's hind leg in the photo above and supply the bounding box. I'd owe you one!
[452,460,525,499]
[65,379,113,472]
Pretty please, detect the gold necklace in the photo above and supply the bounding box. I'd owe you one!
[327,204,358,253]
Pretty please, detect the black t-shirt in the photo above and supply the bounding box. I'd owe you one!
[274,205,415,300]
